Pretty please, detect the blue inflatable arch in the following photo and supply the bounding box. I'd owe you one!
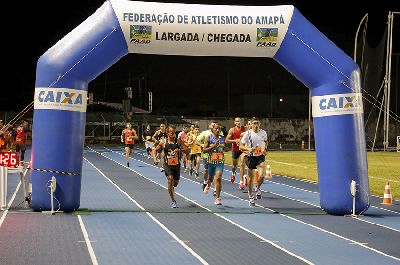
[31,0,369,215]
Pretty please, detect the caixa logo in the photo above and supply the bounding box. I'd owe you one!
[34,88,87,113]
[312,93,363,118]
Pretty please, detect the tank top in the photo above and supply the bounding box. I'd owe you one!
[207,133,225,164]
[124,129,135,144]
[16,126,27,144]
[163,139,181,167]
[232,126,245,152]
[155,130,167,142]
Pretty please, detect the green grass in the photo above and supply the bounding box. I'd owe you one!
[224,151,400,199]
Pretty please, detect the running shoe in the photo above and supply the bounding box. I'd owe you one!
[195,172,199,178]
[249,197,255,207]
[230,174,235,183]
[239,182,244,190]
[184,168,188,173]
[160,168,164,172]
[256,188,262,200]
[127,162,130,167]
[213,189,216,197]
[204,184,210,194]
[202,183,207,191]
[171,201,178,208]
[215,198,222,205]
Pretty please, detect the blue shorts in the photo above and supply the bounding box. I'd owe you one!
[207,163,224,178]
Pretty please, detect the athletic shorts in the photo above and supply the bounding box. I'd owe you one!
[164,165,180,186]
[190,153,201,161]
[231,150,242,160]
[16,144,26,152]
[244,155,265,170]
[125,144,134,149]
[208,163,224,178]
[145,141,154,150]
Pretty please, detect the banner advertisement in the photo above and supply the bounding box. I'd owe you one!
[312,93,363,118]
[110,0,294,57]
[34,88,87,113]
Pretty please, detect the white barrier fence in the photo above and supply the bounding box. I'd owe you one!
[0,166,28,210]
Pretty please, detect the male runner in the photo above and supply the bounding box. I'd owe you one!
[177,125,190,173]
[240,117,268,207]
[142,125,154,159]
[196,121,215,191]
[121,122,138,167]
[152,123,167,171]
[225,117,246,184]
[187,125,201,177]
[155,125,182,208]
[203,122,226,205]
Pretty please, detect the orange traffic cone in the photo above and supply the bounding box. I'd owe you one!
[381,182,395,206]
[265,165,272,179]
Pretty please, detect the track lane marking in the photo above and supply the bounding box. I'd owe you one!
[103,146,400,261]
[90,146,315,265]
[83,156,209,265]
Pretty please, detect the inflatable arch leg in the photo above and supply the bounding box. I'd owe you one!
[31,1,369,215]
[274,8,369,215]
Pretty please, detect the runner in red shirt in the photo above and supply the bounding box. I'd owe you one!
[225,117,246,186]
[121,122,138,167]
[15,120,31,161]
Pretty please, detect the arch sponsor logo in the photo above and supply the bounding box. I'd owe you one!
[312,93,363,117]
[34,88,87,113]
[130,25,152,44]
[256,28,278,47]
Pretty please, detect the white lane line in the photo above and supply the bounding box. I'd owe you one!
[83,156,209,265]
[0,181,21,228]
[78,215,99,265]
[106,147,400,261]
[91,147,314,265]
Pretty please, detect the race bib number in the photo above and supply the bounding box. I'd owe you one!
[253,147,263,156]
[193,146,201,153]
[211,152,223,161]
[167,157,179,166]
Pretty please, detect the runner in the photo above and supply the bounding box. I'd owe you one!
[152,123,167,172]
[237,119,252,190]
[0,120,6,152]
[225,117,246,184]
[15,120,31,162]
[121,122,138,167]
[155,125,182,208]
[142,125,154,159]
[196,121,216,192]
[240,117,268,207]
[177,125,190,173]
[187,125,201,177]
[203,122,226,205]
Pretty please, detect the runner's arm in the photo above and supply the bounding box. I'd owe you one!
[121,130,125,143]
[225,128,235,144]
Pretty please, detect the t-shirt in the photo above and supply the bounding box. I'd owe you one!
[240,129,268,156]
[143,130,154,142]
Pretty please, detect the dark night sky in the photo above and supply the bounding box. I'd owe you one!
[2,0,399,118]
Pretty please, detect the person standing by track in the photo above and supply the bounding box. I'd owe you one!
[15,120,31,162]
[121,122,138,167]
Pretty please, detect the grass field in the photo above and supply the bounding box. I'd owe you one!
[224,151,400,199]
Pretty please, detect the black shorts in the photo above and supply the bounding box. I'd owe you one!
[231,150,242,160]
[16,144,26,152]
[125,144,134,149]
[164,165,180,185]
[190,153,201,161]
[244,155,265,169]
